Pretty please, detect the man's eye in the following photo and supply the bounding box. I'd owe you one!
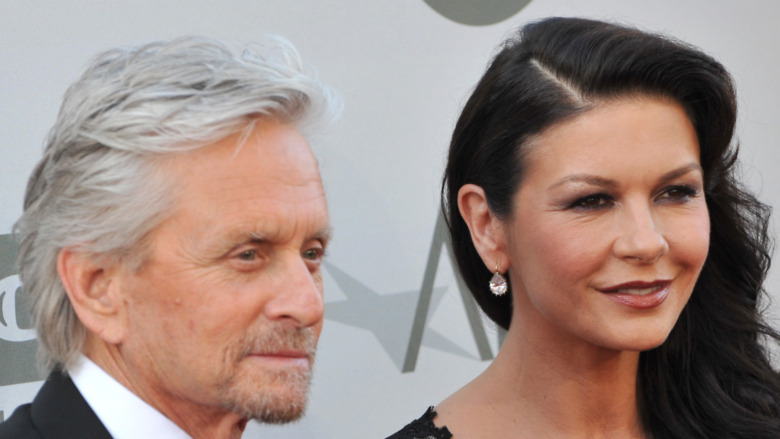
[237,250,257,261]
[303,248,322,261]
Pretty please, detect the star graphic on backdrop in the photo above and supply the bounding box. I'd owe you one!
[324,262,477,370]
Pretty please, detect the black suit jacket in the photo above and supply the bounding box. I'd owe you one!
[0,371,112,439]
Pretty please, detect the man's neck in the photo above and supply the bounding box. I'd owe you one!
[82,338,248,439]
[70,354,193,439]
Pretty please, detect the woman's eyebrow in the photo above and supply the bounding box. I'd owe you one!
[657,162,703,185]
[547,162,703,192]
[547,174,617,191]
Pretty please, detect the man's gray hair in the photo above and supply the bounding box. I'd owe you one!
[13,36,342,372]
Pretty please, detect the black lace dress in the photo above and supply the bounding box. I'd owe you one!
[386,407,453,439]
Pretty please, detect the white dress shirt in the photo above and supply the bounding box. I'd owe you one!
[70,355,192,439]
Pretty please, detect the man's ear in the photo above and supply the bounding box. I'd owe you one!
[57,248,126,345]
[457,184,509,272]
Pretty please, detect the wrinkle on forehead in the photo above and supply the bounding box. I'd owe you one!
[141,119,328,261]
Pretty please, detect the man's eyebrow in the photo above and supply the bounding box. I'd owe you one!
[204,224,333,255]
[245,231,268,242]
[310,226,333,243]
[246,225,333,244]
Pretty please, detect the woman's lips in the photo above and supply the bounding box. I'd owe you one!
[598,280,671,309]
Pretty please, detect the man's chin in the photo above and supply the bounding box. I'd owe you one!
[232,390,310,424]
[253,401,308,424]
[220,368,312,423]
[221,330,318,423]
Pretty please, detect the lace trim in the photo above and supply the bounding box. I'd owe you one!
[386,406,453,439]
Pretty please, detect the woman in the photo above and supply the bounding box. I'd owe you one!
[388,17,780,438]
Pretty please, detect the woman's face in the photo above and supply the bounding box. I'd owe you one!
[503,97,709,352]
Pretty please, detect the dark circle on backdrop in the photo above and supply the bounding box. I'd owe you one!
[423,0,533,26]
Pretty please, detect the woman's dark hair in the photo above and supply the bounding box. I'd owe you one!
[443,17,780,438]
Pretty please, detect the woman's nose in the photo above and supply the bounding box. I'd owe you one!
[612,203,670,263]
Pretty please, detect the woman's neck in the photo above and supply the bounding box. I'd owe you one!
[435,324,646,438]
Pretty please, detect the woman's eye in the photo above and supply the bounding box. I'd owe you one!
[659,185,698,202]
[570,194,612,210]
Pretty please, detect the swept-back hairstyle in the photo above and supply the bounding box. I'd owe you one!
[443,17,780,438]
[14,36,341,372]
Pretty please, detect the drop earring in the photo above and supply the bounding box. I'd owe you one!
[489,264,508,296]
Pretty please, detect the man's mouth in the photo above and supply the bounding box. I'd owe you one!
[246,348,314,367]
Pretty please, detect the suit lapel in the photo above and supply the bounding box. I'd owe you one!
[30,371,113,439]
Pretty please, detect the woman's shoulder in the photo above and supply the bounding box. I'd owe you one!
[385,406,453,439]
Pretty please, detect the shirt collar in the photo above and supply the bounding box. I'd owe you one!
[70,354,192,439]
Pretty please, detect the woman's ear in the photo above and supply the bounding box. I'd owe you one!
[457,184,509,272]
[57,248,127,345]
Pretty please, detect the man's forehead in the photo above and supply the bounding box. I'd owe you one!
[153,128,318,205]
[144,120,329,254]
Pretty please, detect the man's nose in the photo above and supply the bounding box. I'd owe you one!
[612,203,669,263]
[263,257,325,328]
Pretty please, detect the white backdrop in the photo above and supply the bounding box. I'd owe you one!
[1,1,778,437]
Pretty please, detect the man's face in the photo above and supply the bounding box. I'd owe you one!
[114,120,329,423]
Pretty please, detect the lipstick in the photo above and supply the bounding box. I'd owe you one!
[598,280,670,309]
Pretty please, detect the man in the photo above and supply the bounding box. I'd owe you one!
[0,36,341,439]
